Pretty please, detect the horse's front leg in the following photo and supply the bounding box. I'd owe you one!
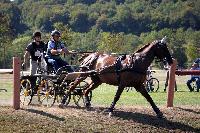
[136,84,163,118]
[84,81,101,109]
[108,85,124,117]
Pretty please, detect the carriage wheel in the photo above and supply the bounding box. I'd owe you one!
[38,80,56,107]
[147,78,159,92]
[54,87,71,106]
[20,79,32,105]
[73,81,92,107]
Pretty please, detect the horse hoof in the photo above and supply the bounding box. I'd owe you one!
[58,103,65,109]
[85,102,91,108]
[86,107,91,111]
[108,112,112,118]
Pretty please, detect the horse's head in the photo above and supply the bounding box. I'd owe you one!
[153,37,173,65]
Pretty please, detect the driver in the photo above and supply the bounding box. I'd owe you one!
[46,30,74,73]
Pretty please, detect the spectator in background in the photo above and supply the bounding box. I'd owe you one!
[194,58,200,64]
[186,62,200,92]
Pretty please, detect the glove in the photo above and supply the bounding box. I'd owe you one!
[57,49,62,53]
[71,50,78,54]
[22,62,25,70]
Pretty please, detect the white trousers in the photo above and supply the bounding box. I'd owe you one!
[30,60,39,75]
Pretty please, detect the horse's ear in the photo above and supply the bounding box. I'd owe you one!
[161,36,167,44]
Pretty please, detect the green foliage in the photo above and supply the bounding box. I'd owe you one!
[11,35,31,57]
[97,32,126,53]
[53,22,73,46]
[0,12,13,68]
[1,0,200,68]
[186,43,199,62]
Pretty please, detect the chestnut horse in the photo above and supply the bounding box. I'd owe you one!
[60,37,173,118]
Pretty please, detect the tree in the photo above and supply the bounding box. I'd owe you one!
[53,22,73,47]
[70,10,90,32]
[186,43,199,62]
[0,13,13,68]
[97,32,125,53]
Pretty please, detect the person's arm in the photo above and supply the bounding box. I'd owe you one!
[23,51,30,63]
[48,41,61,55]
[22,50,30,70]
[60,43,76,54]
[51,49,61,55]
[23,43,32,64]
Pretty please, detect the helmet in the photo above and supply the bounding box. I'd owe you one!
[33,31,41,38]
[51,30,61,36]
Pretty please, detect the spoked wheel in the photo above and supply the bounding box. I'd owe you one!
[73,81,92,107]
[55,86,71,106]
[20,79,32,105]
[146,78,159,92]
[37,80,56,107]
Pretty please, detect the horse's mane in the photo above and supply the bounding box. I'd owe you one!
[134,43,151,54]
[133,40,159,54]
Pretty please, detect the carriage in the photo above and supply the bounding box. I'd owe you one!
[20,53,93,107]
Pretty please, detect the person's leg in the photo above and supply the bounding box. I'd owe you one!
[187,77,195,92]
[164,71,169,91]
[30,60,38,75]
[47,58,59,72]
[196,78,200,92]
[57,58,74,72]
[30,60,38,93]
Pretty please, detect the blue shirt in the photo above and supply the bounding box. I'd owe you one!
[46,39,66,59]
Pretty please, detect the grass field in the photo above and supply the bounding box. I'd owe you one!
[0,70,199,106]
[0,70,200,132]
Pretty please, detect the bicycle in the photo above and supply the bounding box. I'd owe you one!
[145,70,159,92]
[124,70,159,93]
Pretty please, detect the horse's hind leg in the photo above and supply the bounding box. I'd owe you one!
[136,84,163,118]
[108,85,125,116]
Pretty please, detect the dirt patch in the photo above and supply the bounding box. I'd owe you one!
[0,105,199,132]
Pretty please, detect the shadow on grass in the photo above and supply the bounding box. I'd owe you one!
[176,107,200,115]
[21,108,65,122]
[90,107,199,132]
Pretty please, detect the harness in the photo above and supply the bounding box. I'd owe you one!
[115,54,126,84]
[114,54,147,85]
